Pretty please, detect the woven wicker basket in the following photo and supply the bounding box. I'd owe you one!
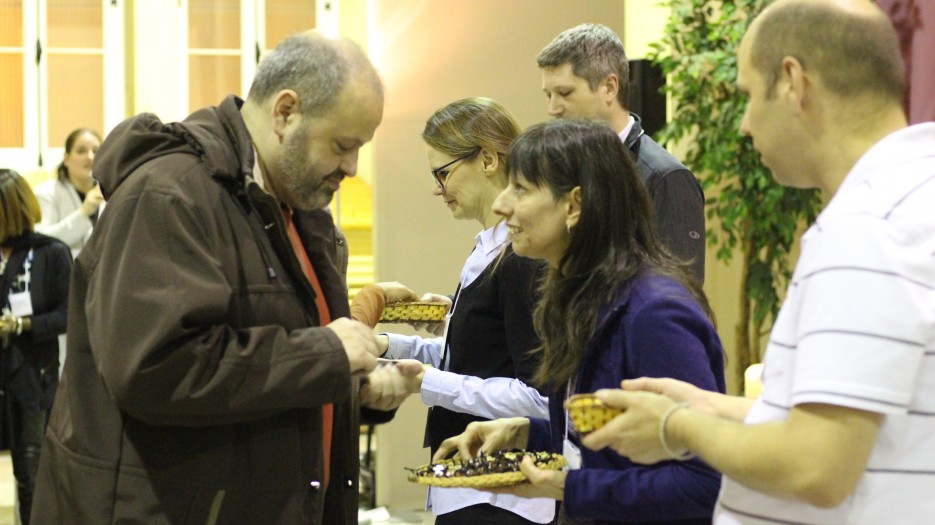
[407,451,566,488]
[379,301,448,323]
[564,393,623,434]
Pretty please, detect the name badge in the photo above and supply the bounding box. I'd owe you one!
[9,291,33,317]
[562,438,582,470]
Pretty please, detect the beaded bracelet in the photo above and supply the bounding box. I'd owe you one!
[659,402,695,461]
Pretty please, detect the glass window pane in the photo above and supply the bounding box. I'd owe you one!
[189,0,240,49]
[189,55,240,111]
[48,0,102,48]
[0,53,25,148]
[47,53,104,147]
[265,0,315,47]
[0,2,23,47]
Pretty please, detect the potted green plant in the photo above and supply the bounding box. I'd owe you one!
[648,0,823,389]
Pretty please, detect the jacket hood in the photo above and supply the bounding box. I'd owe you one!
[93,96,254,199]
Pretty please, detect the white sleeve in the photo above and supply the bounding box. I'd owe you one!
[385,333,444,368]
[34,182,92,247]
[420,367,549,419]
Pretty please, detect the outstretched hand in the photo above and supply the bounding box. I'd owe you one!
[360,359,425,410]
[374,282,419,304]
[486,456,566,500]
[408,293,451,335]
[579,390,682,464]
[617,377,713,414]
[433,417,530,463]
[326,318,380,374]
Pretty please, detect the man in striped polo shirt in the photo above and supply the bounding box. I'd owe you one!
[576,1,935,524]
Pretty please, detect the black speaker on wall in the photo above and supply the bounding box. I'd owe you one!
[628,59,667,138]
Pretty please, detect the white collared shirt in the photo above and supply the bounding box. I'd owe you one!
[386,221,552,522]
[618,114,636,143]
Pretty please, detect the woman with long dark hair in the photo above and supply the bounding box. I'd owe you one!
[435,119,725,524]
[0,169,71,524]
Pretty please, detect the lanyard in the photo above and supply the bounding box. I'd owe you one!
[21,248,33,292]
[438,282,461,371]
[564,379,576,442]
[2,248,33,294]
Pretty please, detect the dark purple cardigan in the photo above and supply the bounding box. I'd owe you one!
[527,273,725,525]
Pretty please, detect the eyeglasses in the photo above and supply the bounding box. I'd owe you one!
[430,149,479,191]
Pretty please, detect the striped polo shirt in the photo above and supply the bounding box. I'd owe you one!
[715,123,935,525]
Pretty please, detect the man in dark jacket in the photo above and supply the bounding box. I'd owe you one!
[32,31,392,525]
[538,24,706,283]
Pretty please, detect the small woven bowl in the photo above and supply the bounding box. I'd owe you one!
[564,393,623,434]
[379,301,448,323]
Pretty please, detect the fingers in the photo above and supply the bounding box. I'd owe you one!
[428,321,446,337]
[394,359,425,377]
[621,378,700,408]
[376,281,419,303]
[420,293,452,308]
[433,438,459,463]
[458,438,478,461]
[518,456,541,481]
[621,377,664,392]
[593,388,634,410]
[517,457,566,500]
[579,418,618,451]
[326,318,380,374]
[360,365,414,410]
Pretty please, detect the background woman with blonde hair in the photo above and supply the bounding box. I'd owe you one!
[0,169,71,524]
[368,97,552,524]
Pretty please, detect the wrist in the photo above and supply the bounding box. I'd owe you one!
[659,402,694,461]
[411,366,427,394]
[509,417,531,449]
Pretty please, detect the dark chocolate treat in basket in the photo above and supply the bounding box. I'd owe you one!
[406,449,567,488]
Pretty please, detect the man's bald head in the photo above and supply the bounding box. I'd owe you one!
[746,0,904,105]
[247,30,384,117]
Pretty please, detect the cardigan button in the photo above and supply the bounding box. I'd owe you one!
[344,478,354,488]
[309,481,321,491]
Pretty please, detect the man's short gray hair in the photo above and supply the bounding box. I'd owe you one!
[247,32,383,117]
[537,23,629,109]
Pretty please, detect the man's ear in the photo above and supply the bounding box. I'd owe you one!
[566,186,582,230]
[782,56,808,114]
[271,89,300,142]
[481,149,500,175]
[601,74,619,103]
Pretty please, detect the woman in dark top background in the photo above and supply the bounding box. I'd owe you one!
[34,128,104,258]
[374,98,553,524]
[436,119,725,525]
[0,169,71,525]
